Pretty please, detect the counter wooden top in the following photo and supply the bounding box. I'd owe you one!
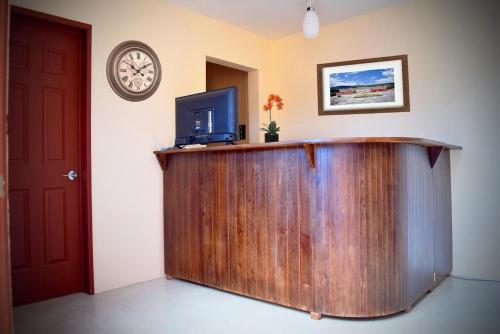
[154,137,462,156]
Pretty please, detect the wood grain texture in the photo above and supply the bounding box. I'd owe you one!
[156,137,461,157]
[8,6,94,305]
[158,141,458,318]
[8,5,94,296]
[399,144,434,308]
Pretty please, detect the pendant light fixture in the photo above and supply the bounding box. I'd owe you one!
[302,0,320,39]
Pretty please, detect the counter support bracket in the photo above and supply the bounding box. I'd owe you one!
[303,144,316,169]
[155,153,169,171]
[428,146,445,169]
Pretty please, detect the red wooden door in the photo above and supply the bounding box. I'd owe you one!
[8,13,83,305]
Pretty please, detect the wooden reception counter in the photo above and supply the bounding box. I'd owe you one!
[154,137,461,318]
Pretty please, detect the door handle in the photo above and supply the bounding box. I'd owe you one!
[63,170,78,181]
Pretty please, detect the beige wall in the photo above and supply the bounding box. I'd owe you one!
[268,0,500,280]
[8,0,499,293]
[10,0,271,292]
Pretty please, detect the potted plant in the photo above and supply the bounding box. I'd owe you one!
[261,94,283,143]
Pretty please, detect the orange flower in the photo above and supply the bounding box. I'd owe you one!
[263,93,284,114]
[271,94,282,103]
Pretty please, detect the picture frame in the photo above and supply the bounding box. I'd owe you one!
[317,55,409,115]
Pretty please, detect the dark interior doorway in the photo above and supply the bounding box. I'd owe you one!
[206,62,249,144]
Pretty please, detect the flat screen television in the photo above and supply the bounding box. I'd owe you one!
[174,87,238,146]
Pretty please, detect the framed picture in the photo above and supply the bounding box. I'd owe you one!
[317,55,409,115]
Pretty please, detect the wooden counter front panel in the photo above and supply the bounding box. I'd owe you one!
[399,144,434,307]
[162,143,452,317]
[164,146,316,310]
[313,144,407,317]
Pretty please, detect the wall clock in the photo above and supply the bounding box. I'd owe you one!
[106,41,162,102]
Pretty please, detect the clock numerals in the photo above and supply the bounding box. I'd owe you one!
[108,41,161,100]
[119,55,156,93]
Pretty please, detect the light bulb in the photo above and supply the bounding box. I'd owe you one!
[303,7,320,39]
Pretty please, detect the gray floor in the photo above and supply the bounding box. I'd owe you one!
[14,277,500,334]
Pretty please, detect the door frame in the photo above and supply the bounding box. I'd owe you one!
[9,6,94,295]
[0,0,13,331]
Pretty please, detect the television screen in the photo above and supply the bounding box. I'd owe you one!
[174,87,238,146]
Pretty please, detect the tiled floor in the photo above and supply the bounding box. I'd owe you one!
[13,277,500,334]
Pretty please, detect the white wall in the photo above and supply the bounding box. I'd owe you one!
[10,0,271,292]
[269,0,500,279]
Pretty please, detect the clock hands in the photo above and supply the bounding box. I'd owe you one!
[122,59,136,68]
[120,58,153,92]
[139,63,152,71]
[122,60,140,74]
[122,59,151,72]
[129,62,152,77]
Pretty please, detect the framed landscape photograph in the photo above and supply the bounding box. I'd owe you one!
[317,55,409,115]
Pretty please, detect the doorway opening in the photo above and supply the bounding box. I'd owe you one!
[8,6,93,305]
[206,57,258,144]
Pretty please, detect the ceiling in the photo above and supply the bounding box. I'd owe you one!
[167,0,407,38]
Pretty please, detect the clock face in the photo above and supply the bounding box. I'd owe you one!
[107,41,162,101]
[117,49,157,93]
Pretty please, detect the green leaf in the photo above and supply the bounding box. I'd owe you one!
[268,121,277,132]
[260,127,269,132]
